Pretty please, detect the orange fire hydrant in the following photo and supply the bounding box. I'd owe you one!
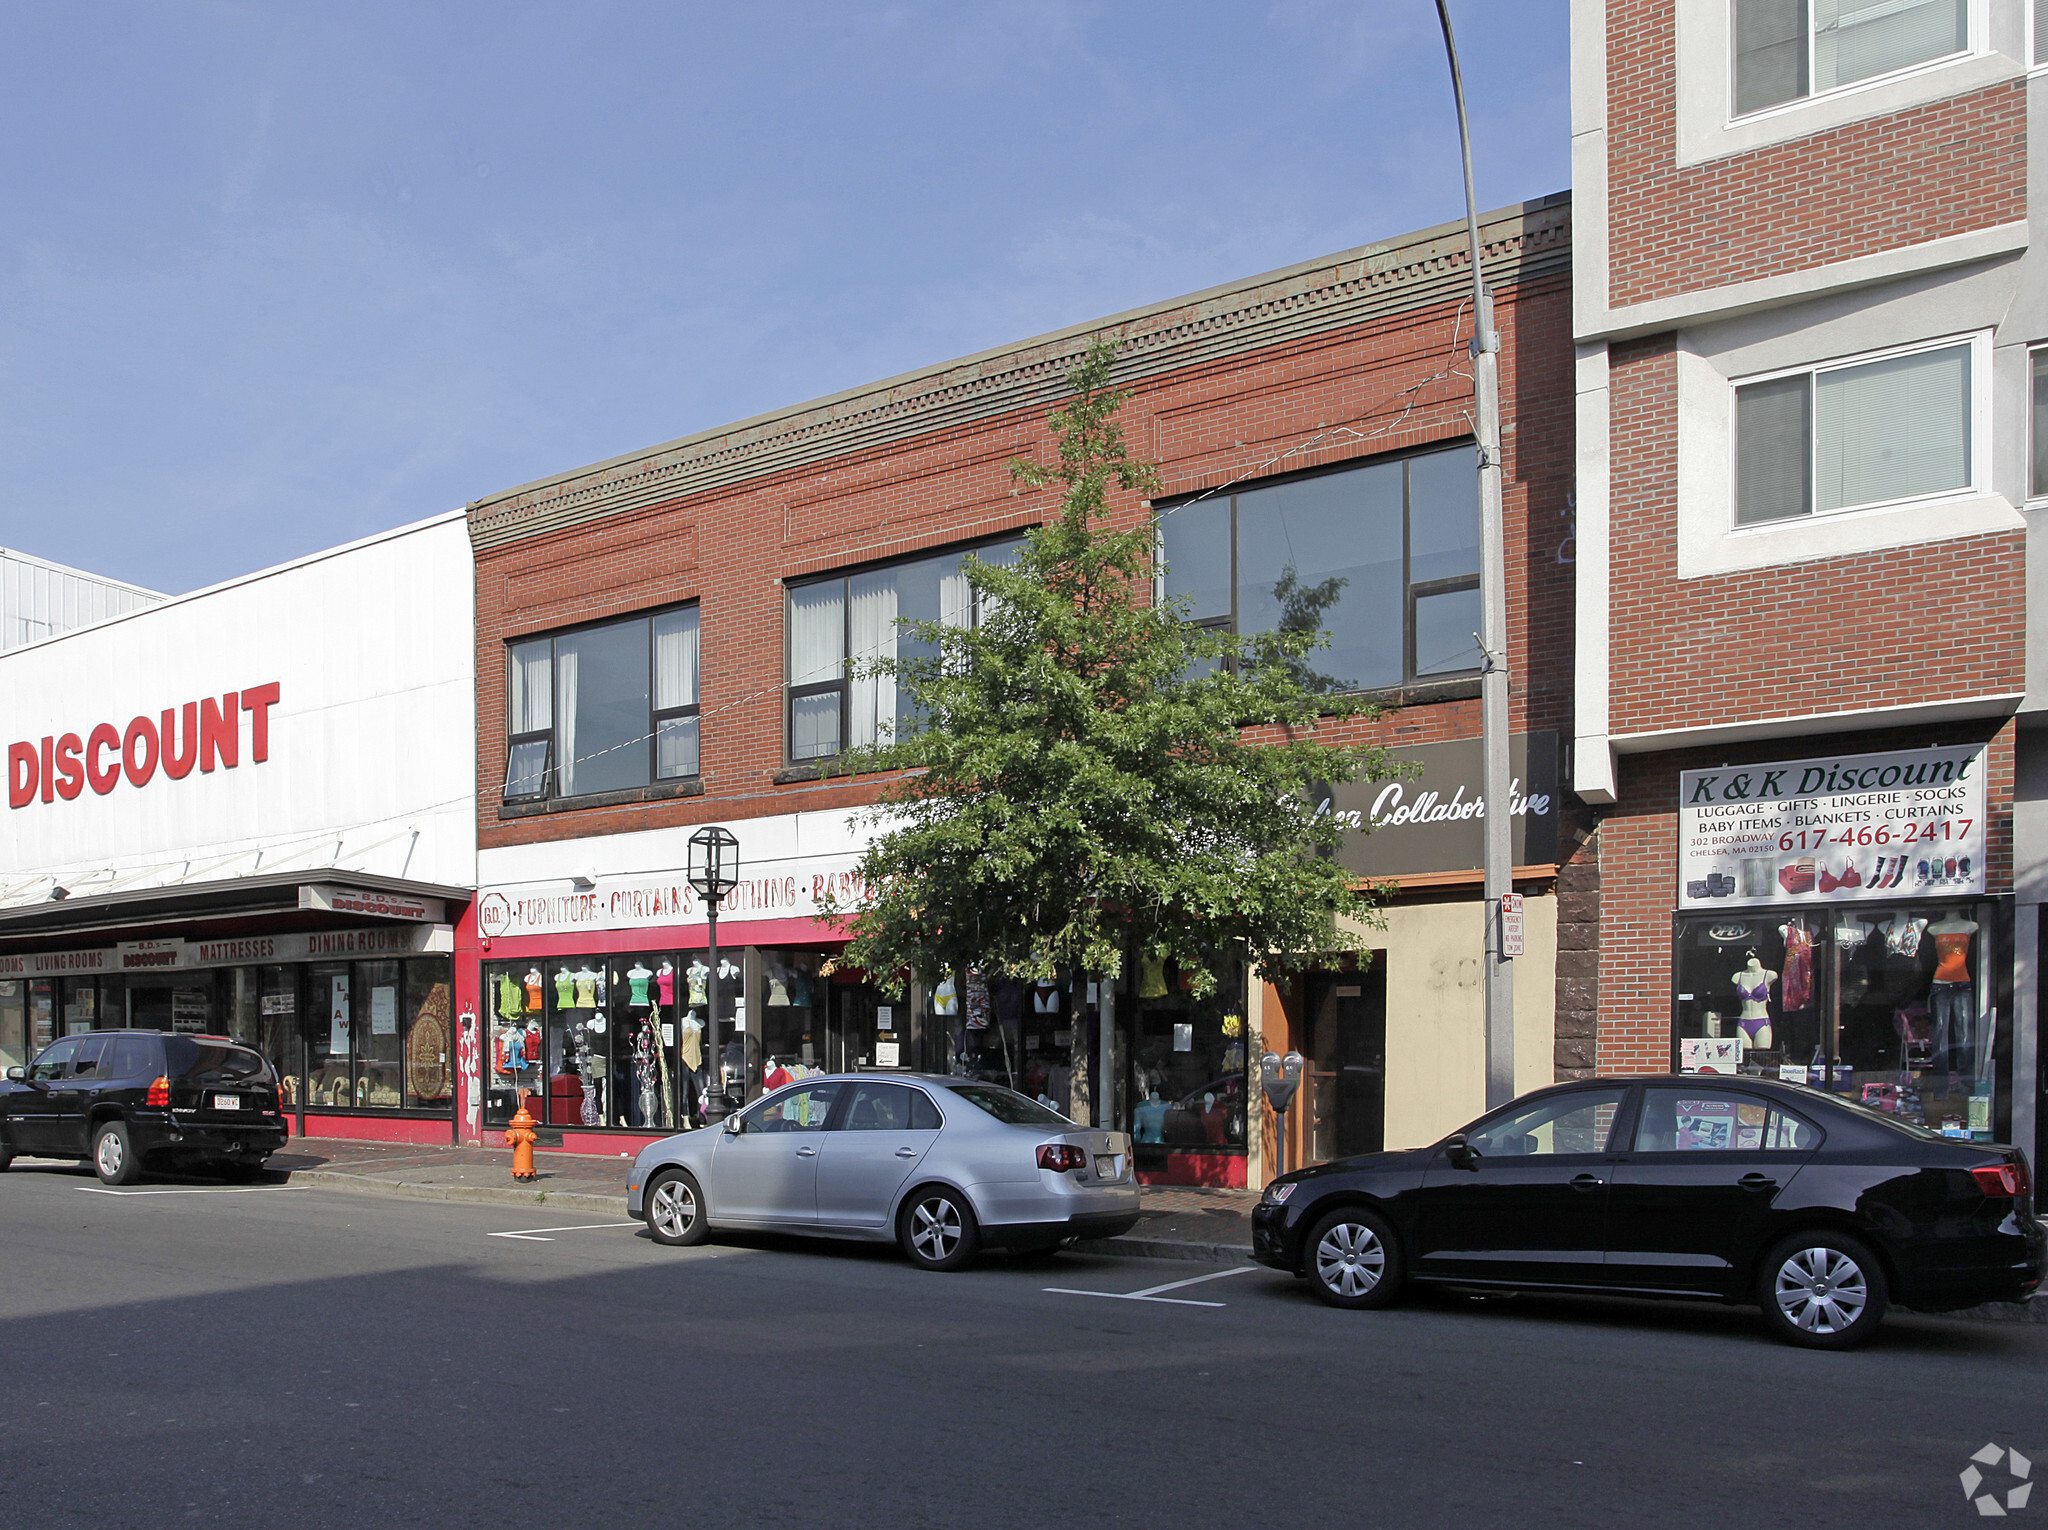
[506,1094,539,1182]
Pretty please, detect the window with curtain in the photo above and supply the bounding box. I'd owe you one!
[1160,442,1482,694]
[1734,340,1974,525]
[1734,0,1969,115]
[784,538,1021,761]
[501,604,701,800]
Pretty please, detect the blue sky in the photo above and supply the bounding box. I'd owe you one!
[0,0,1567,594]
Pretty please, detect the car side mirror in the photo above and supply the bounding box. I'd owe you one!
[1444,1134,1479,1171]
[723,1114,743,1135]
[4,1066,22,1083]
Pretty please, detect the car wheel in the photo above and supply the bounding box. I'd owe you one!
[92,1122,142,1187]
[899,1185,980,1271]
[644,1170,709,1247]
[1758,1230,1888,1349]
[1306,1205,1404,1309]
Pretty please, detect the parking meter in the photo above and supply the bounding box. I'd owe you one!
[1261,1051,1306,1174]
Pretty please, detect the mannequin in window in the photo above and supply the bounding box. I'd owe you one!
[1732,954,1778,1052]
[766,965,792,1007]
[522,968,544,1012]
[1134,1087,1168,1143]
[687,958,709,1007]
[496,972,524,1023]
[656,960,676,1009]
[574,965,600,1010]
[1032,980,1060,1015]
[1884,913,1928,958]
[553,967,576,1010]
[1777,919,1813,1012]
[1139,954,1169,1000]
[717,958,740,986]
[627,962,654,1009]
[789,964,814,1008]
[932,972,959,1016]
[1926,914,1978,1086]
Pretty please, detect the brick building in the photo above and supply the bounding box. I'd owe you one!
[462,196,1575,1186]
[1570,0,2044,1159]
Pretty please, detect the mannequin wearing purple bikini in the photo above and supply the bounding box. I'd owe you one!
[1732,955,1777,1052]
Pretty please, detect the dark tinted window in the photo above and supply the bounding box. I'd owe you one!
[28,1038,79,1082]
[945,1083,1071,1127]
[1465,1088,1624,1157]
[106,1037,160,1079]
[69,1037,109,1077]
[166,1039,269,1083]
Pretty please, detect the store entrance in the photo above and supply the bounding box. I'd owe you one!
[1303,963,1387,1163]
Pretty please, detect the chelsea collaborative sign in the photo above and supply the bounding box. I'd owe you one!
[1678,743,1985,909]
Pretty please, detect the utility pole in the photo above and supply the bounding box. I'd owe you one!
[1436,0,1515,1109]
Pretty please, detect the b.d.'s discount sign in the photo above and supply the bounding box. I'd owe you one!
[1678,744,1985,909]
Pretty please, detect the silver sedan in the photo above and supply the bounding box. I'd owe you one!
[625,1073,1140,1269]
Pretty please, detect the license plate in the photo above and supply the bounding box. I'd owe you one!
[1095,1154,1122,1180]
[213,1094,240,1112]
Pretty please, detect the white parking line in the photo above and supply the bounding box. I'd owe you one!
[80,1185,306,1197]
[488,1221,640,1242]
[1044,1266,1258,1307]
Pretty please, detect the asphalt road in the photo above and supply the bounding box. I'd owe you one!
[0,1159,2040,1530]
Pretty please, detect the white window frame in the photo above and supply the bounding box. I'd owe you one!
[2029,341,2048,504]
[1727,0,1988,126]
[1726,330,1991,534]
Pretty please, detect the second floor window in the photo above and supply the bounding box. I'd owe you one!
[1161,443,1483,694]
[785,538,1022,762]
[504,605,699,800]
[1734,0,1968,117]
[1735,338,1975,525]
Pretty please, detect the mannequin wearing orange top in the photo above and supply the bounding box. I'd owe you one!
[1926,915,1978,1084]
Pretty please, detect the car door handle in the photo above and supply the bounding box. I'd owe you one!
[1570,1173,1603,1192]
[1739,1173,1777,1192]
[795,1146,817,1157]
[895,1147,918,1158]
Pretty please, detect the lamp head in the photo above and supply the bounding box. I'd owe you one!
[686,825,741,903]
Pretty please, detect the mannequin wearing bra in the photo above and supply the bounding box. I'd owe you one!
[1926,915,1978,1083]
[1732,955,1778,1050]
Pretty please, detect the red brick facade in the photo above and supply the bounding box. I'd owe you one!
[472,223,1576,856]
[1604,335,2026,741]
[1605,0,2025,308]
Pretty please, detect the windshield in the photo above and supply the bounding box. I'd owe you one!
[945,1083,1073,1128]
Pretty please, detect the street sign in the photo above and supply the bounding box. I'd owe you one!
[1500,892,1524,958]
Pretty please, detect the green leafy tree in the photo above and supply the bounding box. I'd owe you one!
[821,338,1397,1006]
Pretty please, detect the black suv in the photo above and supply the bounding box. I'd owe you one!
[0,1031,288,1185]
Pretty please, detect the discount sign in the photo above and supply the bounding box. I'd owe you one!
[1678,743,1985,909]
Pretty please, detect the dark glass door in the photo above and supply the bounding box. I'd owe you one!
[1305,966,1386,1162]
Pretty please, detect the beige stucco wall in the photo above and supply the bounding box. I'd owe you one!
[1349,890,1559,1151]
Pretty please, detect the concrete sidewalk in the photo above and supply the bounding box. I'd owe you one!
[272,1137,1260,1262]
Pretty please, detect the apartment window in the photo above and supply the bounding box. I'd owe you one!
[2032,348,2048,499]
[502,605,699,800]
[1734,0,1968,115]
[2037,0,2048,66]
[785,538,1022,762]
[1735,339,1975,525]
[1161,443,1482,694]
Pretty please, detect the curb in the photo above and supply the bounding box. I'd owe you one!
[283,1168,624,1216]
[285,1167,1257,1262]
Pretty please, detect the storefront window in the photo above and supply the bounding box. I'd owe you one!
[355,961,404,1107]
[404,960,453,1111]
[1128,959,1249,1159]
[260,966,302,1108]
[1674,902,2003,1139]
[28,981,54,1053]
[307,964,354,1108]
[758,949,825,1081]
[484,960,546,1124]
[0,981,23,1071]
[61,977,99,1036]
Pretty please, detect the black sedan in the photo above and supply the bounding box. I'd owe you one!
[1252,1075,2044,1348]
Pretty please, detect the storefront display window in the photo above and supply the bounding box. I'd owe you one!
[930,968,1075,1109]
[0,981,23,1071]
[1674,902,2004,1139]
[61,977,98,1036]
[1128,958,1249,1161]
[28,981,54,1053]
[404,961,453,1111]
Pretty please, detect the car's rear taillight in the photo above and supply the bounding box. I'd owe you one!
[1037,1144,1085,1172]
[1970,1162,2023,1198]
[146,1076,170,1108]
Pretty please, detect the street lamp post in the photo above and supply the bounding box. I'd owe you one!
[1436,0,1515,1111]
[686,826,741,1125]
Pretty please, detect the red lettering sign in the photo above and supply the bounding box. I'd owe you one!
[4,683,281,811]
